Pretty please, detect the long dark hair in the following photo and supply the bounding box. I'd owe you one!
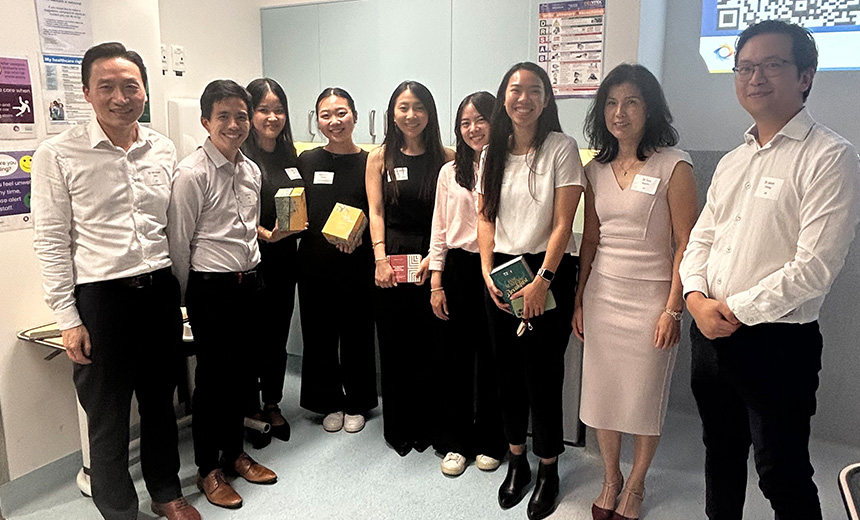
[453,91,495,190]
[481,62,562,222]
[382,81,447,204]
[584,64,678,164]
[245,78,297,162]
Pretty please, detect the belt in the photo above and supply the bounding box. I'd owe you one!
[79,267,172,290]
[193,269,258,285]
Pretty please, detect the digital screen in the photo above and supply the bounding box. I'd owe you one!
[700,0,860,73]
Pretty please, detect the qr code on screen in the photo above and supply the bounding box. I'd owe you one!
[716,0,860,30]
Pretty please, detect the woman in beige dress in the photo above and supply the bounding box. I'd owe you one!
[573,64,698,520]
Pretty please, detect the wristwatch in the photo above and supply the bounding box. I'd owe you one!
[537,268,555,284]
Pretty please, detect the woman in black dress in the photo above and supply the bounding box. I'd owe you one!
[365,81,454,456]
[241,77,305,448]
[297,88,378,434]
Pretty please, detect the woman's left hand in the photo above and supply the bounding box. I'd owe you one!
[654,312,681,349]
[415,257,431,285]
[511,278,549,320]
[335,237,362,254]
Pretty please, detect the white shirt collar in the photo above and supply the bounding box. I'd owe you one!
[202,137,248,170]
[87,119,147,150]
[744,107,815,146]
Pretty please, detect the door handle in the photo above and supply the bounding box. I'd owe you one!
[369,109,377,144]
[307,110,316,141]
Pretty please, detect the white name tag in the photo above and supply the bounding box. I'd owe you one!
[754,176,784,200]
[394,167,408,181]
[238,192,256,208]
[143,169,166,186]
[285,167,301,181]
[630,174,660,195]
[314,171,334,184]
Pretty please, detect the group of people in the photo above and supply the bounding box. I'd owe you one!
[30,18,860,520]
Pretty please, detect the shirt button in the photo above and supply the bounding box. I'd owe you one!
[716,278,722,285]
[745,182,752,189]
[735,215,741,221]
[726,246,732,253]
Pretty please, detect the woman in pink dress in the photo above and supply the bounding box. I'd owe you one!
[573,64,698,520]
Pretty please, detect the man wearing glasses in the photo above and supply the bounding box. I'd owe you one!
[680,20,860,520]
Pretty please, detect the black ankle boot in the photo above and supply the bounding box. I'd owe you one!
[498,452,532,509]
[527,460,559,520]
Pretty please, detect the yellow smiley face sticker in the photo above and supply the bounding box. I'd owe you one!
[19,155,32,173]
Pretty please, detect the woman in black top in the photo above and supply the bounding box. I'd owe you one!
[366,81,454,456]
[297,88,377,434]
[241,78,305,448]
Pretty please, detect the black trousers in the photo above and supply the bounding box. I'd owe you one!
[690,321,823,520]
[298,262,378,415]
[186,271,259,475]
[73,268,183,520]
[248,243,296,411]
[375,281,439,447]
[433,248,507,460]
[485,253,576,459]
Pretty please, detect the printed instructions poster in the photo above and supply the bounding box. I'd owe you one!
[0,57,36,139]
[538,0,605,99]
[35,0,93,56]
[42,54,90,133]
[0,150,34,232]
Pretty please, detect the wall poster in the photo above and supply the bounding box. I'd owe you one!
[538,0,606,99]
[0,150,34,232]
[0,57,36,139]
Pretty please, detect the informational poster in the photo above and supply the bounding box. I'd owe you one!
[42,54,90,134]
[700,0,860,73]
[538,0,605,99]
[34,0,93,56]
[0,57,36,139]
[0,150,34,232]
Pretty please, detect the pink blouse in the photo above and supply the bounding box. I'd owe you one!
[428,160,480,271]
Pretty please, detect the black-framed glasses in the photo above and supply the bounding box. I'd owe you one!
[732,59,795,80]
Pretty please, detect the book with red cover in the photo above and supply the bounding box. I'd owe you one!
[387,254,422,283]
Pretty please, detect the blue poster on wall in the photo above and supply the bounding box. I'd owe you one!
[700,0,860,73]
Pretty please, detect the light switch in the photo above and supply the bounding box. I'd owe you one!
[161,44,169,75]
[171,45,186,76]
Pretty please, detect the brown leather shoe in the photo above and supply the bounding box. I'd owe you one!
[196,469,243,509]
[151,496,201,520]
[232,452,278,484]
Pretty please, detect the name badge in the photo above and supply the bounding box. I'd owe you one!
[754,176,784,200]
[143,169,166,186]
[394,167,408,181]
[314,171,334,184]
[237,192,256,208]
[285,167,302,181]
[630,174,660,195]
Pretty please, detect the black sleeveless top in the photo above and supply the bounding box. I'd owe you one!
[241,141,303,259]
[384,149,438,256]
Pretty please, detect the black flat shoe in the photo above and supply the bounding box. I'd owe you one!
[244,426,271,450]
[527,460,559,520]
[386,439,412,457]
[263,405,291,442]
[413,439,431,453]
[498,452,532,509]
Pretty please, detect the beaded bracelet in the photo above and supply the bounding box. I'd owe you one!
[664,308,683,321]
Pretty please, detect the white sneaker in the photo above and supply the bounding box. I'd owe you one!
[441,452,467,477]
[344,414,365,433]
[475,454,501,471]
[323,411,344,432]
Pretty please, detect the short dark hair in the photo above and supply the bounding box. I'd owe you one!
[200,80,251,120]
[245,78,296,160]
[82,42,147,89]
[584,63,678,163]
[736,20,818,100]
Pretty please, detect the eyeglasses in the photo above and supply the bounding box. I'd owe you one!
[732,59,794,81]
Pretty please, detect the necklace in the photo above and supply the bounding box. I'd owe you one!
[614,158,641,177]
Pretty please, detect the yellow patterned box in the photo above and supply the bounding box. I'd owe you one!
[274,187,307,231]
[322,203,367,249]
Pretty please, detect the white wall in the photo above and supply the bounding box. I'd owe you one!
[0,0,265,484]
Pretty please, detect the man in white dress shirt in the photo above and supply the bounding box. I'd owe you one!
[680,20,860,520]
[166,80,277,511]
[31,43,199,520]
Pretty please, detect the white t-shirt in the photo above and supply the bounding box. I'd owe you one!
[479,131,585,255]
